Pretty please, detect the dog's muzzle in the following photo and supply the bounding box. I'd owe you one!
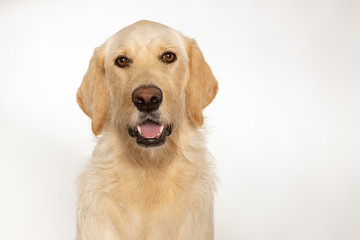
[128,85,172,147]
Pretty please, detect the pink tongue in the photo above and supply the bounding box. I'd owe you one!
[140,122,161,139]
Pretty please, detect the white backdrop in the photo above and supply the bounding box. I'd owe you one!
[0,1,359,239]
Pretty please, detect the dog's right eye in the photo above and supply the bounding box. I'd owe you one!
[115,56,130,68]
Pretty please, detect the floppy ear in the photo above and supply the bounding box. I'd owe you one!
[186,39,218,126]
[77,45,109,136]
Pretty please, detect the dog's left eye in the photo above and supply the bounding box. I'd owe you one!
[161,52,176,63]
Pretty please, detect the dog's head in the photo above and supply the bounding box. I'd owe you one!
[77,20,218,149]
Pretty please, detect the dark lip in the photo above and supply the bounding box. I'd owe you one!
[128,121,172,148]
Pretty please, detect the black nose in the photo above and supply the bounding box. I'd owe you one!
[132,85,163,112]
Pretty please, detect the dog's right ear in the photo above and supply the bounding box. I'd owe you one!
[77,45,109,136]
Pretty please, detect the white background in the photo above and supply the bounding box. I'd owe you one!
[0,0,359,239]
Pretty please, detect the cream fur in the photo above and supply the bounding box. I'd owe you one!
[76,20,218,240]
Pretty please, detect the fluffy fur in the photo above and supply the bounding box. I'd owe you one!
[76,20,218,240]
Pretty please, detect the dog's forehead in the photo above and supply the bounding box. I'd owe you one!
[107,21,186,53]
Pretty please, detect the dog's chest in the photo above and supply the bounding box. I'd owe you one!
[112,167,193,213]
[111,170,205,239]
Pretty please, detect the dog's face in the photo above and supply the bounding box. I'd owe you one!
[77,21,218,150]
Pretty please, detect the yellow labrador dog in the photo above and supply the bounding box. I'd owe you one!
[76,20,218,240]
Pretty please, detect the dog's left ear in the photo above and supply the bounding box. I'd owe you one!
[186,39,218,126]
[77,44,109,136]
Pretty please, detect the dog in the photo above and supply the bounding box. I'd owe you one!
[76,20,218,240]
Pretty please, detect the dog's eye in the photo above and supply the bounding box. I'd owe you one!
[115,56,130,68]
[161,52,176,63]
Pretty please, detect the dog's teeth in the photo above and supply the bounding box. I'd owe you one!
[137,126,142,135]
[156,125,164,138]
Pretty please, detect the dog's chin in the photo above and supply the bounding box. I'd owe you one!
[128,120,173,148]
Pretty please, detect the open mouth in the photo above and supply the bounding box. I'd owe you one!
[128,120,172,147]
